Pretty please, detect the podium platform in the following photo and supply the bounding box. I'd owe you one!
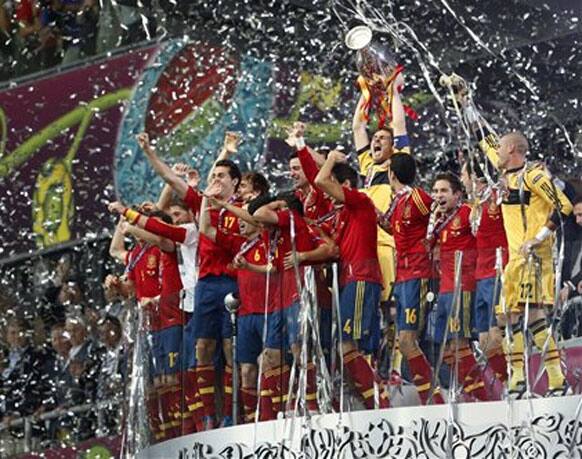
[139,394,582,458]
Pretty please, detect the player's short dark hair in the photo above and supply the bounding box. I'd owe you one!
[248,194,276,215]
[215,159,242,190]
[375,127,394,140]
[433,172,463,193]
[276,191,304,216]
[150,209,173,224]
[169,197,190,211]
[242,172,270,197]
[390,153,416,185]
[332,163,358,188]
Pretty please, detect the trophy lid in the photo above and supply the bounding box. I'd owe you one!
[345,25,373,50]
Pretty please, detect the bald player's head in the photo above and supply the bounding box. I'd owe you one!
[497,131,528,169]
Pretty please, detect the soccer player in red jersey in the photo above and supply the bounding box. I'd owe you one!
[111,198,204,433]
[378,153,444,405]
[251,191,335,415]
[137,132,241,429]
[314,150,386,409]
[237,171,270,204]
[108,202,189,437]
[199,195,277,423]
[286,122,335,223]
[105,212,166,440]
[461,161,509,385]
[430,173,488,402]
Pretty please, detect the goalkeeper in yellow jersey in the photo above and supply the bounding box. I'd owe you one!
[352,74,410,382]
[465,104,573,396]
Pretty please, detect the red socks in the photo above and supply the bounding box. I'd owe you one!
[343,349,376,409]
[147,390,165,442]
[258,370,276,421]
[306,362,318,412]
[241,387,258,423]
[456,346,489,401]
[195,365,216,419]
[223,365,234,419]
[487,347,508,383]
[408,351,444,405]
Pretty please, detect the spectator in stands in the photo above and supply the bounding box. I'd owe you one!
[37,0,60,68]
[0,318,45,434]
[0,0,14,80]
[13,0,41,74]
[95,315,125,436]
[561,196,582,337]
[61,314,102,441]
[40,322,71,444]
[57,0,97,65]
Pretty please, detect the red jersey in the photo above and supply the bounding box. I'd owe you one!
[216,231,277,315]
[391,187,433,281]
[270,209,319,307]
[125,244,162,300]
[183,186,239,279]
[475,200,509,280]
[333,187,383,287]
[296,148,335,221]
[438,204,477,293]
[153,248,187,331]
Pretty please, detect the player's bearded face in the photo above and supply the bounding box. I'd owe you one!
[238,179,255,203]
[432,179,459,212]
[371,129,393,163]
[289,158,307,188]
[170,205,192,224]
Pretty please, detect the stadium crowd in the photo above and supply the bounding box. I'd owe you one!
[1,76,581,453]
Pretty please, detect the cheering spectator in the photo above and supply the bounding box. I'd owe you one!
[0,318,45,434]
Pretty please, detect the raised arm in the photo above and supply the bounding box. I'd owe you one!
[109,218,129,263]
[391,78,407,137]
[352,94,370,151]
[137,132,189,199]
[108,201,175,252]
[199,195,217,242]
[314,151,347,203]
[123,224,175,253]
[208,131,240,179]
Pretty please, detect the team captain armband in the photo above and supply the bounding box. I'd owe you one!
[124,208,141,225]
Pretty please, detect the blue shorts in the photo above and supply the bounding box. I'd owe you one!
[238,314,266,364]
[151,325,183,376]
[266,301,300,351]
[434,291,473,343]
[183,318,197,370]
[394,278,430,333]
[473,277,500,333]
[192,275,238,341]
[339,281,381,348]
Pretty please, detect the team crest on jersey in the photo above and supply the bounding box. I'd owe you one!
[403,204,412,219]
[488,202,500,216]
[451,216,462,230]
[146,255,157,268]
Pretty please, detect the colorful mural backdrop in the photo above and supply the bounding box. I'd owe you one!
[0,39,355,257]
